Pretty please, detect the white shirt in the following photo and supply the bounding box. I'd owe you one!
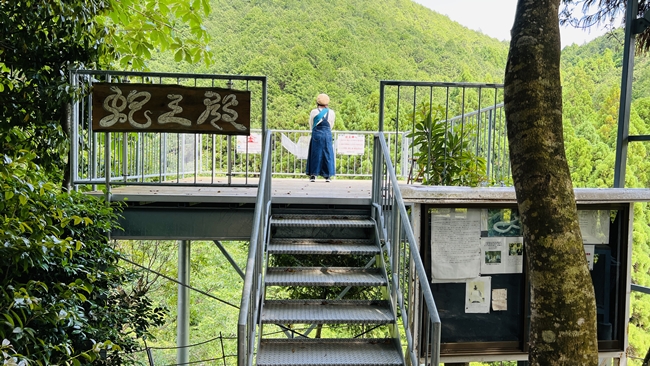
[309,107,336,129]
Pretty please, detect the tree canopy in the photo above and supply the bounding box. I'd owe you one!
[0,0,211,364]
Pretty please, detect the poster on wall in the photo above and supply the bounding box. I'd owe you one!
[465,276,491,313]
[479,236,524,275]
[492,288,508,311]
[579,210,610,244]
[431,209,482,281]
[485,208,522,237]
[335,134,365,155]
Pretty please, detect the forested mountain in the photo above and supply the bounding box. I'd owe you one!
[142,1,650,363]
[149,0,509,130]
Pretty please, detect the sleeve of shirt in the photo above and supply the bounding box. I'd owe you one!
[309,109,318,129]
[329,110,336,128]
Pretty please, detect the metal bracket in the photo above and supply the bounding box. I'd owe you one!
[633,10,650,34]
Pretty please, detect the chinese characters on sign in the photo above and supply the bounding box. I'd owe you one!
[92,83,251,135]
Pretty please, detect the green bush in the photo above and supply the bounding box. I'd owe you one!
[406,102,486,186]
[0,152,166,365]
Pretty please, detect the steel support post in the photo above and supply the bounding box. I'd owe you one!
[614,0,639,188]
[177,240,190,365]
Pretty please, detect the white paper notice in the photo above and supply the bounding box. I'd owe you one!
[506,237,524,272]
[492,289,507,311]
[584,245,595,270]
[431,209,482,281]
[579,210,610,244]
[466,277,491,313]
[236,133,262,154]
[480,237,524,274]
[335,134,365,155]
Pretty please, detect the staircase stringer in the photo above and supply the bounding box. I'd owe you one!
[373,218,403,343]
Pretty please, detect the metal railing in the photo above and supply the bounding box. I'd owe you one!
[237,129,272,366]
[372,132,441,366]
[271,129,409,178]
[71,126,411,190]
[71,78,510,191]
[379,81,511,186]
[236,130,442,366]
[69,70,267,191]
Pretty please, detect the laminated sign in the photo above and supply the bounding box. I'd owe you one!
[92,83,251,135]
[336,134,365,155]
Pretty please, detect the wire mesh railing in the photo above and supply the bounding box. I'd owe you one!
[71,126,412,189]
[271,129,410,178]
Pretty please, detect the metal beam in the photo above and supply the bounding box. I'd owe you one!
[114,206,254,240]
[213,240,245,280]
[614,0,639,188]
[177,240,190,365]
[632,284,650,295]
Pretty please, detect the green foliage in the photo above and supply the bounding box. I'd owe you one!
[561,31,650,364]
[115,240,246,365]
[0,0,213,181]
[0,152,166,365]
[0,0,107,178]
[99,0,212,70]
[146,0,509,131]
[406,102,486,186]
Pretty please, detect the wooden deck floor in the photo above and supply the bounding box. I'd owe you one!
[99,177,374,205]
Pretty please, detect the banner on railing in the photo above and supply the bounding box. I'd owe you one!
[281,134,310,159]
[92,83,251,134]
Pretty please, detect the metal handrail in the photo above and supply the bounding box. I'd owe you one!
[237,129,273,366]
[372,132,441,366]
[71,75,511,191]
[71,129,412,189]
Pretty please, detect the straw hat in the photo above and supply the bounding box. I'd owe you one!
[316,93,330,106]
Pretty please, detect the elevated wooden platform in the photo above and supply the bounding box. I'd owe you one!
[98,177,373,206]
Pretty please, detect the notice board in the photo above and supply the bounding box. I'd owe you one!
[421,204,628,354]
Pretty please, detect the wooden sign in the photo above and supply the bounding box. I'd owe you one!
[92,83,251,134]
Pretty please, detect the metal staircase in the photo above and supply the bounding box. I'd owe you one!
[256,208,404,366]
[238,131,440,366]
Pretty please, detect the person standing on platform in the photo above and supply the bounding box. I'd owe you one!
[306,93,336,182]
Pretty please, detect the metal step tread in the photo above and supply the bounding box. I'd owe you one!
[261,300,394,324]
[257,338,403,366]
[271,215,374,228]
[266,267,387,287]
[268,239,379,255]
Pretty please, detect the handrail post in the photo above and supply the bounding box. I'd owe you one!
[69,69,78,190]
[391,195,400,316]
[372,134,383,208]
[614,0,639,188]
[104,132,111,202]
